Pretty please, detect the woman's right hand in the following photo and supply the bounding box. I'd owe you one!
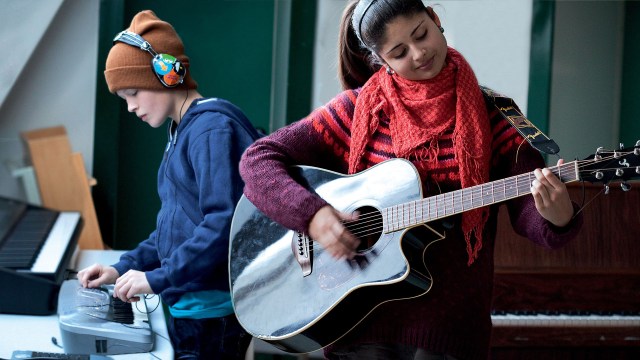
[77,263,119,288]
[308,205,360,260]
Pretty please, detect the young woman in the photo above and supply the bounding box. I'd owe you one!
[77,10,260,359]
[239,1,583,359]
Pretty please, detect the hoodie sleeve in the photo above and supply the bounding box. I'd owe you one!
[111,229,161,276]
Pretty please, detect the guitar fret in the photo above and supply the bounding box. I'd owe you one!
[430,196,436,220]
[404,203,409,227]
[406,203,410,227]
[497,183,503,201]
[444,193,450,216]
[503,183,508,199]
[390,205,396,230]
[443,193,448,216]
[450,193,455,215]
[393,206,398,231]
[489,183,496,202]
[385,207,391,232]
[412,202,416,225]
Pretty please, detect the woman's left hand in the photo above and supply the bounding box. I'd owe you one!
[530,158,575,227]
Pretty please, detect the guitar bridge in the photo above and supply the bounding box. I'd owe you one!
[292,231,313,277]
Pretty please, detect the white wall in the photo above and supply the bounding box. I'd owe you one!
[0,0,100,202]
[312,0,533,114]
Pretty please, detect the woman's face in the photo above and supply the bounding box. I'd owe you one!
[377,10,448,81]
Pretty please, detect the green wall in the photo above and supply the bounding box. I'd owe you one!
[527,0,554,135]
[93,0,315,249]
[620,1,640,148]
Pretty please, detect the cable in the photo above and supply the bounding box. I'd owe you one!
[179,88,189,123]
[51,336,63,349]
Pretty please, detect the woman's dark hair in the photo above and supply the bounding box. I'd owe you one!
[338,0,427,90]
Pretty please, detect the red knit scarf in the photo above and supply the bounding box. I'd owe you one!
[349,47,491,265]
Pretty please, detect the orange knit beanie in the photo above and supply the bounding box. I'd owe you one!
[104,10,198,93]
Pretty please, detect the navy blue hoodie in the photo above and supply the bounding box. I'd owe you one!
[112,97,261,306]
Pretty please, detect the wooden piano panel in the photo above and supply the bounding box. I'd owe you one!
[494,183,640,270]
[491,183,640,359]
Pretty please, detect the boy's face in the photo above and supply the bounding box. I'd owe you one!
[116,89,175,128]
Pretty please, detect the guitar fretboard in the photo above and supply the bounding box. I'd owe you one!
[383,161,579,232]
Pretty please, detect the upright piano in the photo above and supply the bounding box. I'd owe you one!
[491,183,640,359]
[0,196,82,315]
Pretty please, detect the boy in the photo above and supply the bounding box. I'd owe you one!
[78,10,259,359]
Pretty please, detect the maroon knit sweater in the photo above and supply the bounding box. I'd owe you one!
[239,89,583,360]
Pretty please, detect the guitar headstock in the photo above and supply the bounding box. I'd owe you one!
[579,141,640,191]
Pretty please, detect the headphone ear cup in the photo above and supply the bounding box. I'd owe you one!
[152,54,185,87]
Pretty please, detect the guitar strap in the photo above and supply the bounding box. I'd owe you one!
[481,86,560,155]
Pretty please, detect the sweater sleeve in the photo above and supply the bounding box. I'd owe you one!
[240,91,356,233]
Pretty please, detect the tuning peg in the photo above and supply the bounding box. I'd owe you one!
[616,169,624,177]
[614,151,621,159]
[604,185,610,195]
[636,166,640,174]
[636,140,640,146]
[595,171,604,180]
[621,182,632,192]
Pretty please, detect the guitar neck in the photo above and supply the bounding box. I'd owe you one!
[382,161,579,232]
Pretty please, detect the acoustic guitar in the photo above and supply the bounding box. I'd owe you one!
[229,142,640,354]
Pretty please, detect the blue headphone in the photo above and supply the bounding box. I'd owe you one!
[113,30,186,88]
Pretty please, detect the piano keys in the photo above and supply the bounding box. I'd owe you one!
[491,311,640,328]
[0,196,82,315]
[491,183,640,358]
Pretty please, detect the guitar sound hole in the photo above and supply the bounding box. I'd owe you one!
[347,206,382,253]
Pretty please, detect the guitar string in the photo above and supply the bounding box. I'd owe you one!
[303,150,635,245]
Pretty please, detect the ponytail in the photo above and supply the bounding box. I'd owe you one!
[338,0,380,90]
